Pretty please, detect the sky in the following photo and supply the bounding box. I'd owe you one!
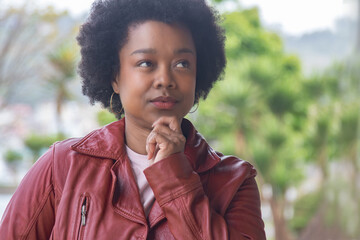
[241,0,357,35]
[2,0,358,36]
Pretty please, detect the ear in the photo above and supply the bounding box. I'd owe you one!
[111,75,120,94]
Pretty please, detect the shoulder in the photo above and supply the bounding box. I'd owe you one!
[52,119,124,159]
[52,137,82,154]
[215,153,257,180]
[207,153,258,192]
[27,138,82,174]
[204,153,259,215]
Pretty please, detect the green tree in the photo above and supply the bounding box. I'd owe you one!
[97,110,117,126]
[47,40,79,133]
[3,149,23,184]
[24,133,66,162]
[193,8,305,240]
[0,3,69,109]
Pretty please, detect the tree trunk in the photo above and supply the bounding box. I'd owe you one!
[269,195,294,240]
[299,201,350,240]
[234,129,247,159]
[318,145,328,181]
[55,88,65,134]
[350,143,359,196]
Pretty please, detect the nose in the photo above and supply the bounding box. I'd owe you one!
[153,66,176,89]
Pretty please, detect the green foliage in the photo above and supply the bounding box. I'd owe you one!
[97,110,117,126]
[46,40,78,102]
[281,55,302,76]
[24,133,66,161]
[270,163,290,196]
[223,9,283,59]
[247,57,278,88]
[194,8,306,191]
[266,84,298,118]
[191,8,313,239]
[48,41,78,80]
[251,143,271,179]
[4,150,23,165]
[302,76,326,100]
[193,3,360,238]
[35,6,69,22]
[0,4,74,109]
[290,190,323,234]
[339,107,359,146]
[266,129,286,149]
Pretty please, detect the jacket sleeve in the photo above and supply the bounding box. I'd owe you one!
[0,146,55,240]
[144,152,266,240]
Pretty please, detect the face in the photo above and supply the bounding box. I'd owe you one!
[112,20,196,129]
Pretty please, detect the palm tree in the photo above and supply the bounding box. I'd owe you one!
[47,41,78,133]
[193,9,306,240]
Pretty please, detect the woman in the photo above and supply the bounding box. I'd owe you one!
[0,0,266,239]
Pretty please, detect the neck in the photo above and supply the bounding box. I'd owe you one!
[124,116,152,155]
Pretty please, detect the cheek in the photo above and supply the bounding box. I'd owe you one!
[118,77,150,110]
[182,78,196,109]
[119,83,139,105]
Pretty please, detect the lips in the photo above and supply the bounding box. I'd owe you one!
[150,96,178,109]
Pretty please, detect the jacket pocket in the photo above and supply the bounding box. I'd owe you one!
[75,193,90,240]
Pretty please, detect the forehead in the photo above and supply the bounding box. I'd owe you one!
[120,20,196,53]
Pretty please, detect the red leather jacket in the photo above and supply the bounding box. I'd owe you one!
[0,118,266,239]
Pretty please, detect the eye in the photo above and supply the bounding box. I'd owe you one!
[137,60,153,68]
[175,60,190,68]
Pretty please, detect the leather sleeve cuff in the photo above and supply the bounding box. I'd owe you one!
[143,152,202,206]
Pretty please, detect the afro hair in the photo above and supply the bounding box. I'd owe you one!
[77,0,226,119]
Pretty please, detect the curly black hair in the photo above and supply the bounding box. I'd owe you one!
[77,0,226,119]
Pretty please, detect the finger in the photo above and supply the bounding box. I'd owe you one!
[151,133,174,161]
[152,124,174,137]
[152,125,185,147]
[147,130,172,148]
[168,117,182,133]
[153,116,182,133]
[152,133,185,163]
[146,131,158,160]
[147,130,174,159]
[153,145,160,160]
[148,130,179,159]
[145,142,153,160]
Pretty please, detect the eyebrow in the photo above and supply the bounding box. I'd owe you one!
[130,48,157,55]
[130,48,195,55]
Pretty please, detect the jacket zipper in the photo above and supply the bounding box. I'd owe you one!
[77,196,89,240]
[81,199,87,226]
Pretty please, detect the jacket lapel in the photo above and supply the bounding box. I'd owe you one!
[147,200,165,227]
[72,119,147,224]
[110,152,148,225]
[71,118,221,172]
[181,119,221,173]
[71,118,221,227]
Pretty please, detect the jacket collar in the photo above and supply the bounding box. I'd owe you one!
[71,118,221,173]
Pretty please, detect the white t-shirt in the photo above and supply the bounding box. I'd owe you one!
[125,145,155,217]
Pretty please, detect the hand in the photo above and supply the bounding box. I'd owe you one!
[146,116,186,163]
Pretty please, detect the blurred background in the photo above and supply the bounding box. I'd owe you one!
[0,0,359,239]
